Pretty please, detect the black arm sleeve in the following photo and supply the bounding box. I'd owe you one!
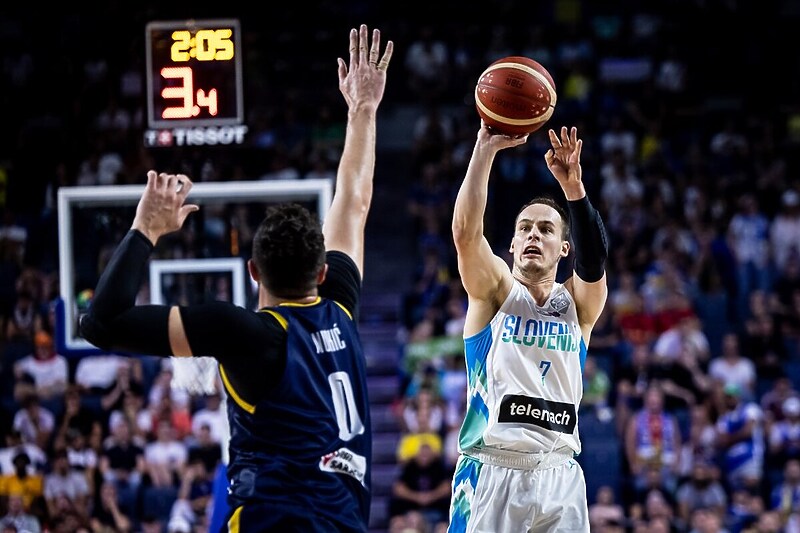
[567,196,609,283]
[79,230,172,355]
[179,301,288,393]
[319,251,362,322]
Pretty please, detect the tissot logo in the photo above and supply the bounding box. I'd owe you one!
[499,395,577,433]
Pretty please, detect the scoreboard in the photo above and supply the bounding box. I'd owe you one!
[144,18,247,146]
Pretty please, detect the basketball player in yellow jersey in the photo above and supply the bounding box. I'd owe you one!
[447,125,609,533]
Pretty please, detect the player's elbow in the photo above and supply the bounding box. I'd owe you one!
[336,190,372,222]
[452,219,478,247]
[78,312,112,351]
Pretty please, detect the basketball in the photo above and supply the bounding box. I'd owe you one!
[474,56,557,136]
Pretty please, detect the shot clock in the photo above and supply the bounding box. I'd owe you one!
[145,18,244,130]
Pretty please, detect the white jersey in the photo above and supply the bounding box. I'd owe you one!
[458,279,587,456]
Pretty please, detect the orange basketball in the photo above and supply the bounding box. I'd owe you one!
[474,56,557,136]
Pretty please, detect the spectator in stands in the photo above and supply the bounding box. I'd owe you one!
[741,290,786,379]
[52,385,102,452]
[675,460,728,527]
[600,115,638,162]
[614,343,655,434]
[411,106,455,170]
[139,514,164,533]
[616,293,659,350]
[147,365,190,415]
[678,403,718,477]
[73,353,126,398]
[166,456,213,533]
[406,163,452,255]
[587,302,625,361]
[652,313,710,364]
[438,351,466,410]
[727,193,771,323]
[12,331,67,409]
[399,387,444,437]
[600,148,643,215]
[107,387,150,445]
[0,431,45,476]
[688,507,729,533]
[48,499,91,533]
[63,428,97,499]
[388,509,433,533]
[770,458,800,525]
[189,392,226,446]
[609,270,643,318]
[100,358,146,415]
[744,509,785,533]
[143,420,187,489]
[581,355,612,419]
[150,394,191,442]
[442,289,467,339]
[5,289,43,343]
[388,441,451,527]
[768,397,800,465]
[728,487,766,532]
[761,374,800,425]
[186,423,221,477]
[0,493,41,533]
[649,340,711,413]
[98,419,144,515]
[404,25,449,105]
[624,384,682,494]
[769,189,800,272]
[714,383,765,493]
[607,208,651,277]
[43,448,90,521]
[11,396,53,451]
[640,489,679,531]
[588,485,625,531]
[90,481,132,533]
[708,332,757,401]
[0,453,45,527]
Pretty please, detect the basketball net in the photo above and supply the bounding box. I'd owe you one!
[169,356,221,395]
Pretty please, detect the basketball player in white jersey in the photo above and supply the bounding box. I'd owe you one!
[447,124,609,533]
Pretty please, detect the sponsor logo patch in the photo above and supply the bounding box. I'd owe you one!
[319,447,367,486]
[498,394,577,433]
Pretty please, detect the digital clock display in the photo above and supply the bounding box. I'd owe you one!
[145,19,243,129]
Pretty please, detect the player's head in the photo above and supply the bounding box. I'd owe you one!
[251,203,326,298]
[509,197,570,276]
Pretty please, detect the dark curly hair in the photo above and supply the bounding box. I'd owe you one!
[251,203,326,298]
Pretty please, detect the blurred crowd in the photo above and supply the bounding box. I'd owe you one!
[1,1,800,532]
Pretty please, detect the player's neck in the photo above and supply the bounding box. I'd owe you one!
[259,287,319,308]
[514,273,556,306]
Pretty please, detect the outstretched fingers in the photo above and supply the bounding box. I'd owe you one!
[369,28,380,67]
[358,24,368,65]
[377,38,393,71]
[347,28,358,68]
[547,128,561,148]
[559,126,571,146]
[344,25,393,73]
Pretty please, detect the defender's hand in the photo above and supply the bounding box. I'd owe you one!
[131,170,199,245]
[338,24,393,112]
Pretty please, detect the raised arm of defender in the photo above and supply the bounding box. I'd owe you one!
[322,25,393,278]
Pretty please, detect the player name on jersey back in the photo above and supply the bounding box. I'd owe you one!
[311,324,348,353]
